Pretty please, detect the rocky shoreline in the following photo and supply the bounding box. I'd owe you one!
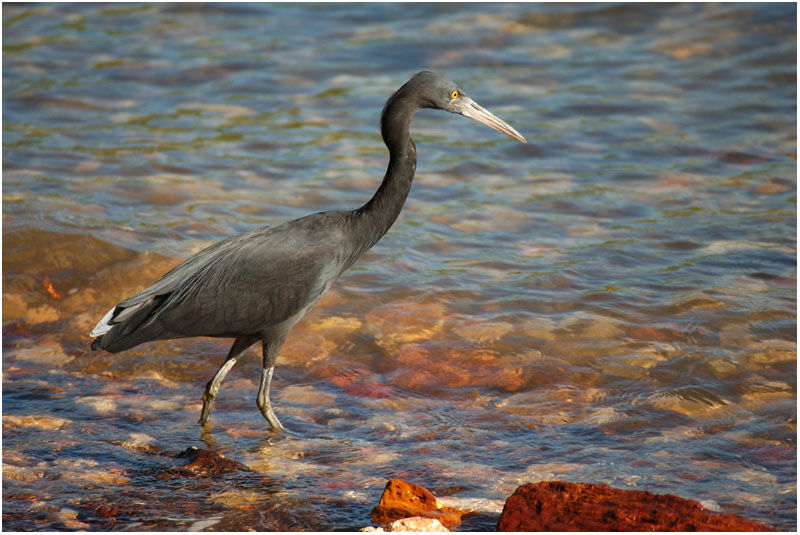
[364,478,772,532]
[81,446,773,531]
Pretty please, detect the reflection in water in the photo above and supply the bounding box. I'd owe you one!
[3,2,796,531]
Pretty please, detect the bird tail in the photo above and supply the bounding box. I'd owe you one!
[89,294,170,353]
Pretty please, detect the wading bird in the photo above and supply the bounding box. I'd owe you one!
[90,71,526,431]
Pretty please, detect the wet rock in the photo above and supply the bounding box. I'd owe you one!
[5,341,72,365]
[281,330,338,364]
[76,395,117,414]
[559,314,624,339]
[54,507,90,530]
[280,384,337,406]
[52,458,130,488]
[707,357,739,378]
[521,317,557,341]
[312,314,363,333]
[3,414,69,431]
[671,295,726,313]
[281,313,361,365]
[210,502,321,531]
[580,317,625,339]
[156,447,247,480]
[75,467,130,486]
[741,388,795,412]
[452,320,514,344]
[2,463,44,482]
[497,385,612,427]
[16,305,61,325]
[135,370,181,388]
[371,479,464,530]
[391,345,527,394]
[496,481,772,531]
[209,489,265,509]
[743,339,796,365]
[327,363,395,398]
[111,432,161,455]
[79,497,126,520]
[366,301,447,349]
[648,390,735,420]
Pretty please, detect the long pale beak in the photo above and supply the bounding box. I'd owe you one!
[458,97,527,143]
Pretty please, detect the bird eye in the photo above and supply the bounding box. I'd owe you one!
[450,90,459,99]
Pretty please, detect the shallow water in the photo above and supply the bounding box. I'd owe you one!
[2,2,796,531]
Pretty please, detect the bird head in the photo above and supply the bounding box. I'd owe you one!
[404,71,526,143]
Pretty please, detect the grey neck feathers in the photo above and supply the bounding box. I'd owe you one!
[353,93,420,251]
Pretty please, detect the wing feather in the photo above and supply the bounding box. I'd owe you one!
[143,213,347,337]
[92,211,352,349]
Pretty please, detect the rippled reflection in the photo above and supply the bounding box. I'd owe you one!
[3,2,795,531]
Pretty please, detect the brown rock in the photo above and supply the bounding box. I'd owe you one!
[391,345,527,394]
[371,480,463,529]
[366,301,448,349]
[497,481,772,531]
[156,447,247,480]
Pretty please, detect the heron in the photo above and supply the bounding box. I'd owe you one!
[90,71,526,431]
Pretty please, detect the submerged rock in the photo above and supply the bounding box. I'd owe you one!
[156,447,248,480]
[370,479,464,530]
[391,345,527,393]
[496,481,772,531]
[366,301,448,349]
[4,414,70,431]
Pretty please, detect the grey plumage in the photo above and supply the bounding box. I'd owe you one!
[90,71,525,430]
[93,213,352,350]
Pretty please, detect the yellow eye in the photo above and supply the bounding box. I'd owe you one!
[450,90,459,99]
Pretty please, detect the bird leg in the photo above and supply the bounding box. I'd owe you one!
[257,338,286,432]
[199,336,258,425]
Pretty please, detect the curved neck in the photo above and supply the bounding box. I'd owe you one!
[354,95,420,250]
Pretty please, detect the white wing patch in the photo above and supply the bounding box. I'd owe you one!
[90,306,116,337]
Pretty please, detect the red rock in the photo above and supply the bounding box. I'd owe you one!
[497,481,772,531]
[391,345,527,394]
[371,479,463,529]
[328,365,394,398]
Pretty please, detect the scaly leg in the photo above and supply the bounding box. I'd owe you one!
[256,338,286,432]
[199,336,258,425]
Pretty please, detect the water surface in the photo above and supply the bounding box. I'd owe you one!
[3,2,796,530]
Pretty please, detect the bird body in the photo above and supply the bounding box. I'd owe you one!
[90,71,525,430]
[93,212,353,349]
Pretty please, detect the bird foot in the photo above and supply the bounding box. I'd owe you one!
[261,406,286,433]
